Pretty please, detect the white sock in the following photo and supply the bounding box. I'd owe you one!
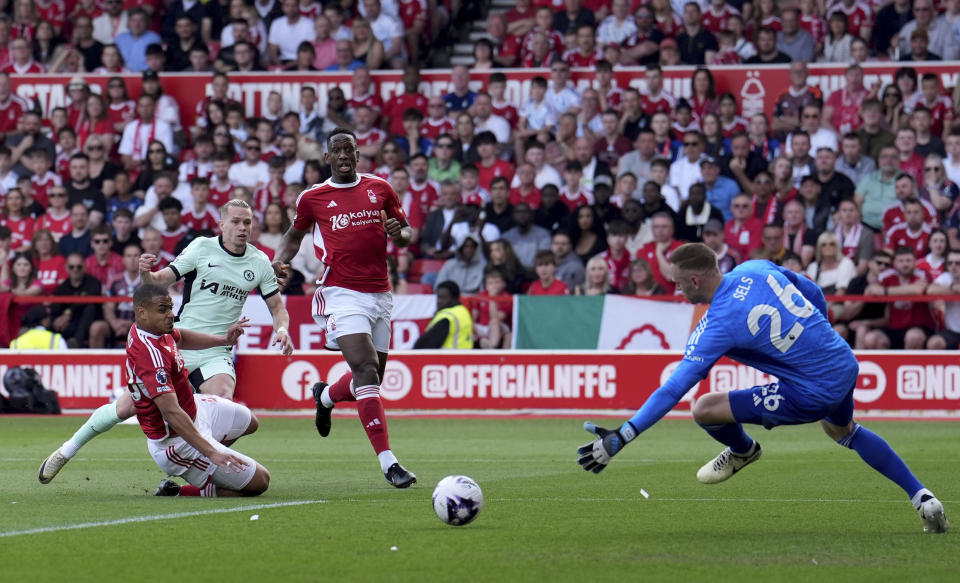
[377,450,398,473]
[319,385,334,409]
[912,487,934,509]
[60,440,79,459]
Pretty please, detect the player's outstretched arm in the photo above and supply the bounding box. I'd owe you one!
[272,225,310,288]
[153,392,249,473]
[139,254,178,287]
[177,318,250,350]
[577,421,638,473]
[264,294,294,355]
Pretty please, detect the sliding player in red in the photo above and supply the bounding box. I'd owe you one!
[126,283,270,497]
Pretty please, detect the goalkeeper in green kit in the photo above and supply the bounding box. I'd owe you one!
[39,200,294,486]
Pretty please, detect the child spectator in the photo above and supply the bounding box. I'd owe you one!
[596,219,632,291]
[559,161,592,211]
[473,268,514,349]
[527,249,571,295]
[181,177,221,232]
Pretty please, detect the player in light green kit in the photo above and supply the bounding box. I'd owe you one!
[39,200,294,485]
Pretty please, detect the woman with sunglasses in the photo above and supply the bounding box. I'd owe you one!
[806,231,856,295]
[85,135,121,193]
[834,249,894,348]
[922,154,960,214]
[881,84,905,133]
[104,76,135,134]
[131,140,176,195]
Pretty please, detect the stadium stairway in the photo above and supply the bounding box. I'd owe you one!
[449,1,513,66]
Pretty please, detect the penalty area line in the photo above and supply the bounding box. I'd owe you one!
[0,499,325,539]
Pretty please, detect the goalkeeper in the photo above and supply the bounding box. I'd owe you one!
[577,243,948,534]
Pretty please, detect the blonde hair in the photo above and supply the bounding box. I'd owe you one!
[815,231,839,263]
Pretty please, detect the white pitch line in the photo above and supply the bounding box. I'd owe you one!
[0,500,324,539]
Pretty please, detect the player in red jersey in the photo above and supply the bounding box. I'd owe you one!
[122,283,270,497]
[272,129,417,488]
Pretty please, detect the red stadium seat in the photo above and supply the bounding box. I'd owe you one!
[404,283,433,294]
[408,259,445,283]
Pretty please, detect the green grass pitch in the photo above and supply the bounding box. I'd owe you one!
[1,416,957,582]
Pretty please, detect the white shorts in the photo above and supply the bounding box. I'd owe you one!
[147,394,256,491]
[312,285,393,352]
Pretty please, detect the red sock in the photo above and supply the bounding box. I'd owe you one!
[178,483,217,497]
[329,373,355,403]
[356,385,390,454]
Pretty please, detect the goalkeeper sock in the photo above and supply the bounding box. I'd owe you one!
[356,385,390,455]
[840,423,923,498]
[60,402,123,459]
[699,422,755,455]
[328,373,356,403]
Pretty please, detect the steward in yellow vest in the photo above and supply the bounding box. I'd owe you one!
[413,281,474,349]
[9,306,67,350]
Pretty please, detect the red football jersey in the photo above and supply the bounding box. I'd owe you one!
[598,248,631,291]
[2,61,46,74]
[293,174,405,292]
[702,5,741,34]
[558,188,592,212]
[182,206,221,232]
[384,93,429,137]
[355,128,387,149]
[639,90,677,118]
[85,252,125,286]
[638,239,684,294]
[509,186,541,209]
[826,88,869,134]
[421,117,456,140]
[35,210,72,241]
[527,278,570,295]
[408,177,440,216]
[31,172,61,208]
[397,0,427,30]
[798,14,826,45]
[35,254,66,293]
[881,199,938,233]
[35,0,67,32]
[0,94,31,136]
[348,91,384,115]
[108,101,136,129]
[884,223,932,257]
[491,100,519,130]
[476,159,515,192]
[563,47,603,68]
[161,225,189,255]
[124,325,195,440]
[879,268,934,330]
[209,180,235,208]
[1,216,35,249]
[905,93,955,137]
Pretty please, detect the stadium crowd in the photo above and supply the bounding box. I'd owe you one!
[1,0,960,350]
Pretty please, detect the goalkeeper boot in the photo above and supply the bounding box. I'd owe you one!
[38,447,70,484]
[384,463,417,488]
[697,442,762,484]
[312,382,332,437]
[916,492,949,533]
[154,479,181,496]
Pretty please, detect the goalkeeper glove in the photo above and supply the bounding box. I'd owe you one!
[576,421,637,474]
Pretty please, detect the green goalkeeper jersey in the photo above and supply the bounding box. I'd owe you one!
[168,236,280,334]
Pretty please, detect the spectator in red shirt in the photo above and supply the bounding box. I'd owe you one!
[84,225,124,286]
[383,65,428,138]
[528,249,571,295]
[896,127,926,185]
[724,193,765,260]
[885,198,932,257]
[637,212,683,294]
[475,131,514,192]
[863,246,934,349]
[157,197,189,255]
[30,228,66,293]
[473,268,514,348]
[182,177,221,233]
[596,219,632,291]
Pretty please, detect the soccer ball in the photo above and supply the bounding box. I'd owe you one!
[432,475,483,526]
